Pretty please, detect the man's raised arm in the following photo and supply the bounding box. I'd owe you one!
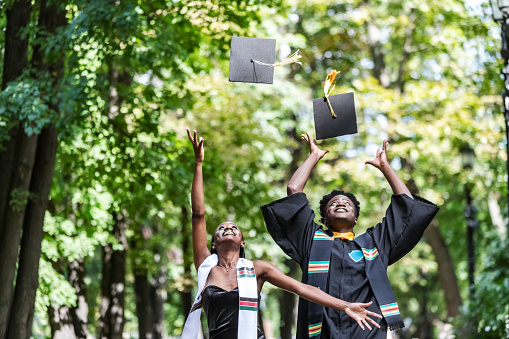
[287,132,329,195]
[365,139,413,199]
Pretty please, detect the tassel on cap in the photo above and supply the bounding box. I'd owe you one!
[252,49,302,67]
[324,69,340,118]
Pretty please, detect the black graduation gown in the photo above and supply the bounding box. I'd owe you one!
[261,193,439,339]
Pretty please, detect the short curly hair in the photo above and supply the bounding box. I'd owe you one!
[319,190,360,225]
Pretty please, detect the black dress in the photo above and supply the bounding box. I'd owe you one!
[202,285,265,339]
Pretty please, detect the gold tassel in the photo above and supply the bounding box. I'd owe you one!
[252,50,302,67]
[324,70,340,118]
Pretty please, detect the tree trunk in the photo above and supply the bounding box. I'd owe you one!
[404,177,462,318]
[180,206,193,315]
[418,279,432,339]
[7,0,67,335]
[99,211,127,339]
[7,125,59,339]
[132,226,166,339]
[150,271,165,339]
[366,17,390,87]
[278,259,299,339]
[69,258,90,338]
[0,0,31,232]
[0,129,38,338]
[423,221,462,318]
[135,270,154,339]
[395,9,416,94]
[48,305,76,339]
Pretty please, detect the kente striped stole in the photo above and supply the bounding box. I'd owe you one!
[306,230,334,337]
[305,229,404,337]
[181,254,259,339]
[354,234,404,331]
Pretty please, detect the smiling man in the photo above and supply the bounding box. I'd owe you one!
[261,133,439,339]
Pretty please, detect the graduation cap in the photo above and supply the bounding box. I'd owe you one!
[313,92,357,140]
[228,36,301,84]
[313,70,357,140]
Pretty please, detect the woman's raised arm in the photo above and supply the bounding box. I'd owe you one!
[187,128,211,269]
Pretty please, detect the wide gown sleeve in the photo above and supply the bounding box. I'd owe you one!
[260,192,319,266]
[369,194,440,265]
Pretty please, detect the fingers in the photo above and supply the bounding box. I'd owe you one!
[363,319,372,331]
[300,133,310,144]
[186,128,193,142]
[357,320,365,330]
[194,129,197,144]
[367,316,381,328]
[359,301,373,307]
[368,311,382,319]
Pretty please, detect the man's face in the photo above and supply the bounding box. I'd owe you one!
[325,195,357,228]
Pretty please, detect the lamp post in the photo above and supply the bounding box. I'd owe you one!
[460,144,479,301]
[491,0,509,237]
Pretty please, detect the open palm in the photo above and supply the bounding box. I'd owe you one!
[186,128,204,163]
[301,132,328,159]
[344,301,382,331]
[365,139,390,170]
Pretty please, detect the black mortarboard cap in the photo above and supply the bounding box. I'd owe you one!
[313,92,357,140]
[229,36,276,84]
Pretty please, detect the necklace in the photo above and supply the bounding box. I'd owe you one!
[217,262,235,272]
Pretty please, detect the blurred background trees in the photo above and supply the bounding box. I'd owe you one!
[0,0,508,338]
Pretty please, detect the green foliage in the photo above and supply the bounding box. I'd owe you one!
[36,258,77,313]
[457,233,509,337]
[0,75,52,140]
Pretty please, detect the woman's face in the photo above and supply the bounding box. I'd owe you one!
[212,222,244,249]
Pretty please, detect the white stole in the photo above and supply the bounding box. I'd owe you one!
[181,254,258,339]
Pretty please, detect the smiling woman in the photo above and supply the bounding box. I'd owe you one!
[180,128,382,339]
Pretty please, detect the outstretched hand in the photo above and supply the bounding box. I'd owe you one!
[365,139,390,171]
[301,132,329,159]
[186,128,204,163]
[344,301,382,331]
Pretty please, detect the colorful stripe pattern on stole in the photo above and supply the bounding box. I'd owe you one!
[314,230,334,241]
[190,301,201,313]
[308,322,322,337]
[307,229,334,339]
[237,267,256,278]
[380,302,400,317]
[361,247,379,260]
[239,296,258,311]
[308,261,330,273]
